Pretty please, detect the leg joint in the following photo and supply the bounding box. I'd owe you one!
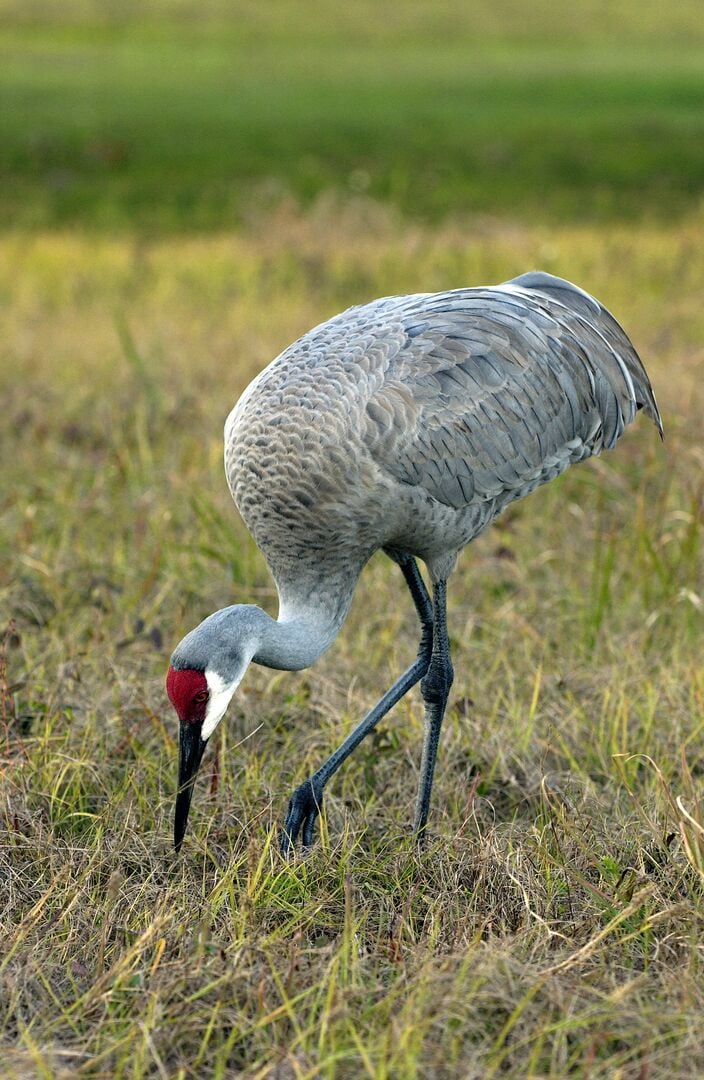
[420,654,454,705]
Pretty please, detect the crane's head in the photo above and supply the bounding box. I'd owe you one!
[166,605,265,850]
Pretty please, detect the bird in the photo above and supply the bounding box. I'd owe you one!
[166,270,662,854]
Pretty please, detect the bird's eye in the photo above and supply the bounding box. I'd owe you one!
[194,689,209,704]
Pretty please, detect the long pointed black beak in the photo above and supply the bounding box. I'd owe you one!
[174,722,208,851]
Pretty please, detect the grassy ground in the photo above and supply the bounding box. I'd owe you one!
[2,0,704,229]
[2,209,704,1076]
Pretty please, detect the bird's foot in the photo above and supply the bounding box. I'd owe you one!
[280,777,325,856]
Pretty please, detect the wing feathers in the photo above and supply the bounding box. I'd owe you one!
[364,273,661,510]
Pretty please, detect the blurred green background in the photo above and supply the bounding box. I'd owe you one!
[2,0,704,231]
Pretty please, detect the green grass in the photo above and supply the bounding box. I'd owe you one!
[2,213,704,1076]
[2,0,704,229]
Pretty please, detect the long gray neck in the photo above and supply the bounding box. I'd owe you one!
[172,577,357,683]
[173,569,363,679]
[253,592,349,671]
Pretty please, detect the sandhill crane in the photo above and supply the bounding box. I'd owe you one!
[166,271,662,854]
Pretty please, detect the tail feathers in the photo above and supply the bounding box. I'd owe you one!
[510,271,663,443]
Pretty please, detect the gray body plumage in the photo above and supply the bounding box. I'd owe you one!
[225,271,661,631]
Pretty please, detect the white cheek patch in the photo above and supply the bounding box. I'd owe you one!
[202,668,239,740]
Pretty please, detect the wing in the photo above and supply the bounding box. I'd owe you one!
[363,272,662,509]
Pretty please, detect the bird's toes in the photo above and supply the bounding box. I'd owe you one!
[302,813,318,849]
[280,806,302,856]
[280,779,323,856]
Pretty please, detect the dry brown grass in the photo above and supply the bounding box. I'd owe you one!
[2,205,704,1077]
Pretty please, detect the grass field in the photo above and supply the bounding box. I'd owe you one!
[3,214,704,1077]
[3,0,704,229]
[2,2,704,1078]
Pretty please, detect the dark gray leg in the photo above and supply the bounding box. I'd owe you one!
[281,556,433,855]
[414,578,454,838]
